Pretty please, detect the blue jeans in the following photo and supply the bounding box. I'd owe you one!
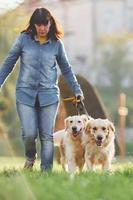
[16,97,59,171]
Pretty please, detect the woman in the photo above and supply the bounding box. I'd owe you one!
[0,8,84,171]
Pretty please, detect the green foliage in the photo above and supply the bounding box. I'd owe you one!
[126,143,133,157]
[97,34,133,90]
[0,96,10,112]
[100,44,132,92]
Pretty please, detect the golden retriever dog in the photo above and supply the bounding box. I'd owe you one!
[54,115,88,174]
[83,118,115,171]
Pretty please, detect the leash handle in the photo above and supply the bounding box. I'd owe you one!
[63,96,89,117]
[63,96,81,103]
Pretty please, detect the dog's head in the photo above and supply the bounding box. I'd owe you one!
[65,114,88,140]
[85,118,115,147]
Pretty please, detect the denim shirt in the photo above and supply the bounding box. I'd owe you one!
[0,33,83,106]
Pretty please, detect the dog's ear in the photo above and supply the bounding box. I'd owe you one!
[64,116,71,131]
[106,119,115,133]
[81,114,88,126]
[88,115,94,120]
[85,121,92,134]
[109,122,115,133]
[81,114,93,121]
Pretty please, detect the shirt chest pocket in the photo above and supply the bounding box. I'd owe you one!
[43,54,56,67]
[42,54,57,73]
[44,65,57,81]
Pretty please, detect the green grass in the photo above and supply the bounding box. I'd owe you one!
[0,158,133,200]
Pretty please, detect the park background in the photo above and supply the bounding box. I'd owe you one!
[0,1,133,200]
[0,0,133,158]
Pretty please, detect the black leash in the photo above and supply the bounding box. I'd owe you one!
[75,96,90,117]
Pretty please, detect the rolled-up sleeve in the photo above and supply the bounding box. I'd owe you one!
[0,34,22,87]
[56,40,83,96]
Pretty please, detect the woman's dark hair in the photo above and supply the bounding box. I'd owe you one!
[22,8,64,40]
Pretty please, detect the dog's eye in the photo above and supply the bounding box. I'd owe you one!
[78,120,81,123]
[70,120,73,123]
[93,127,97,131]
[102,127,106,131]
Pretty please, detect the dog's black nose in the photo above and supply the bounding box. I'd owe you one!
[72,126,77,131]
[97,135,103,141]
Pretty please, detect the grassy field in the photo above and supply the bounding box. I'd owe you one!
[0,157,133,200]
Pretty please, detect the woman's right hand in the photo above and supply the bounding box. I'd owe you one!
[76,95,84,102]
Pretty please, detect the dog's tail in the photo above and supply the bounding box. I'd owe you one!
[53,129,65,146]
